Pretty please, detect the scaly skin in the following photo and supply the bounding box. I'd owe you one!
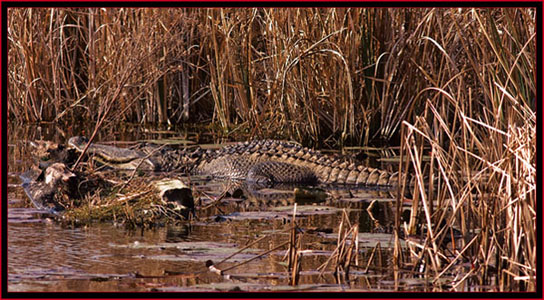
[68,137,401,186]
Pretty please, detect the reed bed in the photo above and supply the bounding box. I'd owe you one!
[8,7,536,291]
[9,8,533,146]
[393,9,536,292]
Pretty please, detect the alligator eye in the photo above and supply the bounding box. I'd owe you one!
[68,136,89,148]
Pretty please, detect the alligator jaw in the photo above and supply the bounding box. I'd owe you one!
[68,136,160,171]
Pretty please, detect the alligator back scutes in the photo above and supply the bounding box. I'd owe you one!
[68,137,401,186]
[195,140,401,186]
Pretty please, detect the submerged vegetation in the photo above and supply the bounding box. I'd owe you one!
[8,7,536,292]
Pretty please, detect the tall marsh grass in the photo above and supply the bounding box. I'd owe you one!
[391,8,536,291]
[10,8,533,146]
[8,7,536,291]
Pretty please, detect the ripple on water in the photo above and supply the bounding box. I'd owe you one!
[8,217,187,290]
[8,222,118,283]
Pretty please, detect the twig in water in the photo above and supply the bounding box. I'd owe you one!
[214,233,277,268]
[207,241,290,275]
[288,203,302,286]
[364,242,380,273]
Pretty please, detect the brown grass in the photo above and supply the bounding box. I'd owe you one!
[8,7,536,291]
[10,8,533,147]
[393,8,536,291]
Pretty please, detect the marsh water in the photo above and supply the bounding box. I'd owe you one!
[7,124,479,293]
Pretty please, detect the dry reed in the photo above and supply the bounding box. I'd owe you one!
[393,8,535,291]
[8,7,536,291]
[9,8,532,148]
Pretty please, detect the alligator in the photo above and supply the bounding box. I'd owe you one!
[68,136,403,187]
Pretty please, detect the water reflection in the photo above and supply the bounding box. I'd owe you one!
[8,124,475,292]
[165,225,191,243]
